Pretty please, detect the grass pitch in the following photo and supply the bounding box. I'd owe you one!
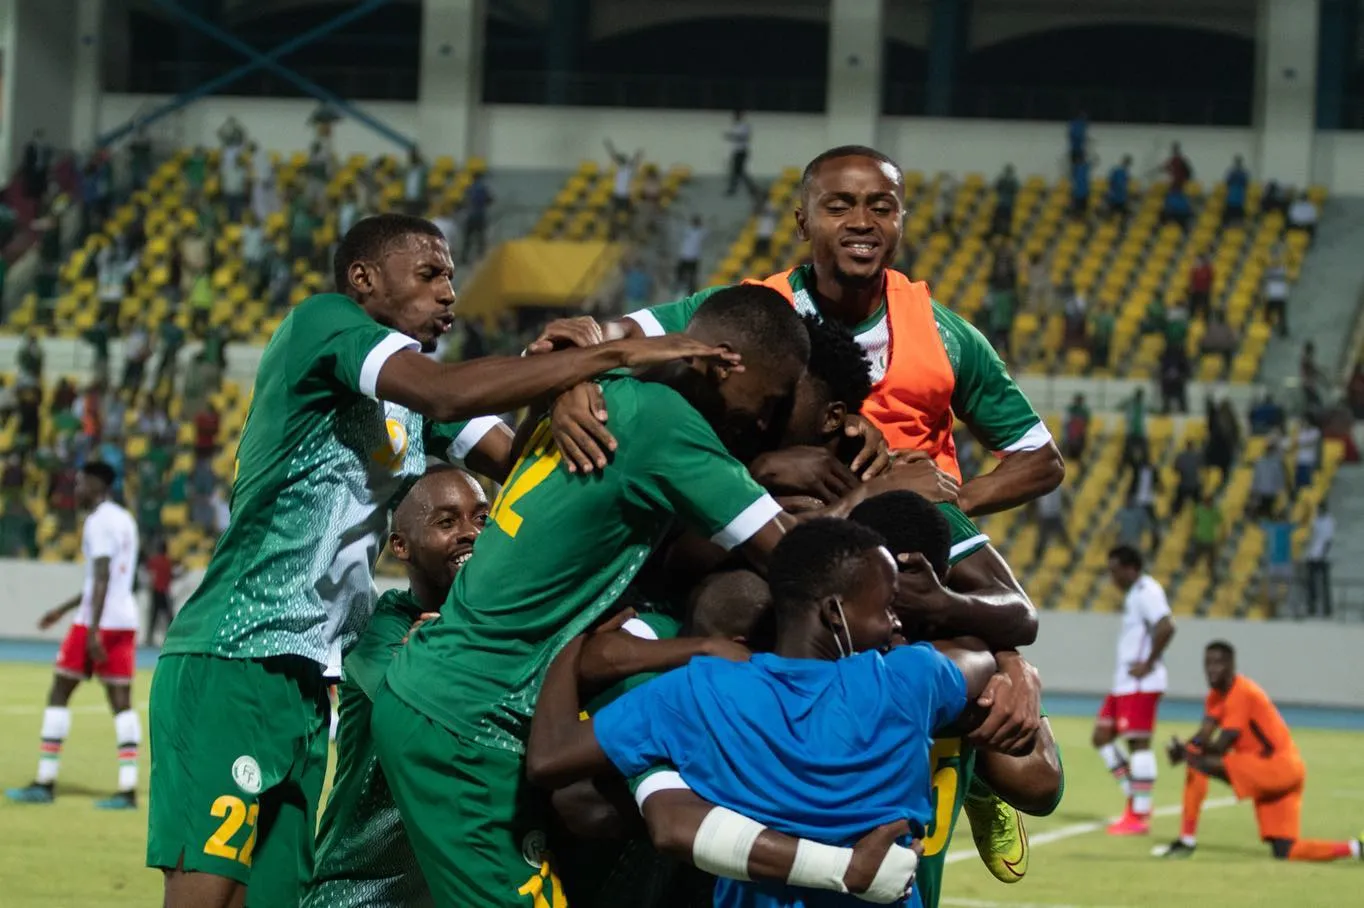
[0,662,1360,907]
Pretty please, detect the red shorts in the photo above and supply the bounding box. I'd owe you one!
[55,625,136,684]
[1096,691,1162,737]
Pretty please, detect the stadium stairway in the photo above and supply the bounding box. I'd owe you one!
[1257,197,1364,391]
[1319,463,1364,617]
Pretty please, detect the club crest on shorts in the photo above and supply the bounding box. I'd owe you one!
[521,829,547,868]
[232,755,263,795]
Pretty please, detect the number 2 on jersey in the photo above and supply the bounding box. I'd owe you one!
[489,423,561,538]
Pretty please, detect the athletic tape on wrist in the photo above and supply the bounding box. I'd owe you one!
[857,842,919,904]
[692,806,764,881]
[787,839,852,894]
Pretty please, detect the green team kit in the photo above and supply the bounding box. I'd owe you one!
[626,265,1051,456]
[146,292,500,898]
[375,375,783,906]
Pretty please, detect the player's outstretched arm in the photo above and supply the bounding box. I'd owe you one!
[526,636,617,789]
[641,787,921,904]
[974,718,1065,816]
[462,420,515,485]
[903,544,1037,650]
[577,624,748,692]
[374,336,738,424]
[931,637,998,713]
[955,442,1065,518]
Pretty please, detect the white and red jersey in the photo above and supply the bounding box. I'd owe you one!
[74,501,140,632]
[1112,573,1171,695]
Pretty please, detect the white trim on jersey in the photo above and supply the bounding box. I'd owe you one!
[950,533,990,561]
[711,494,782,552]
[621,617,661,641]
[446,415,505,462]
[625,309,668,338]
[634,769,691,809]
[997,420,1054,454]
[359,332,421,400]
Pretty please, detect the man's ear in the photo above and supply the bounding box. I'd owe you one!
[794,205,809,242]
[818,595,844,636]
[389,532,410,564]
[706,343,740,382]
[821,403,848,438]
[348,260,376,296]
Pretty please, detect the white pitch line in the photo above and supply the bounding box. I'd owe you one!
[944,796,1238,865]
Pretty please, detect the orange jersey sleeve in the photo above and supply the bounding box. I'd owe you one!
[1221,676,1297,759]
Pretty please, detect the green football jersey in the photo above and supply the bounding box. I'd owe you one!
[627,266,1048,455]
[915,737,977,908]
[385,376,780,754]
[306,590,431,908]
[162,292,499,673]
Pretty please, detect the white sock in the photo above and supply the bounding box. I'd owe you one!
[1180,835,1197,847]
[114,709,141,793]
[1099,742,1131,798]
[36,706,71,785]
[1129,748,1157,816]
[1350,840,1361,858]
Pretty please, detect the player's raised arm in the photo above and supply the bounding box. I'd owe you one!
[974,717,1065,816]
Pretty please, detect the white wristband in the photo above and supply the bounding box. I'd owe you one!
[856,842,919,904]
[692,806,764,881]
[787,839,852,894]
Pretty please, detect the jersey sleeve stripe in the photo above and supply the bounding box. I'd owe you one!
[949,533,990,563]
[625,309,668,338]
[995,420,1054,454]
[711,494,782,551]
[447,415,505,461]
[621,617,660,641]
[632,769,690,808]
[358,332,421,399]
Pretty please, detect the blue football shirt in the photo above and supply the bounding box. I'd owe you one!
[593,642,968,908]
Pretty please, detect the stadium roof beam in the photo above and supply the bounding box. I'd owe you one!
[97,0,414,150]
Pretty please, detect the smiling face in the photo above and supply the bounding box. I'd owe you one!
[796,155,905,288]
[350,232,456,353]
[822,546,901,656]
[390,470,489,595]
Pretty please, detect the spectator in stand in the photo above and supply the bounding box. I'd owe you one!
[52,377,77,414]
[49,461,78,531]
[185,146,208,195]
[1288,191,1318,241]
[462,172,494,265]
[1349,362,1364,419]
[96,245,127,328]
[1161,184,1193,231]
[252,154,281,223]
[622,259,653,308]
[189,271,214,336]
[220,137,248,222]
[934,172,959,237]
[1199,311,1238,369]
[1160,342,1191,415]
[1224,155,1249,224]
[674,215,706,295]
[1090,304,1115,370]
[992,164,1019,236]
[121,325,151,395]
[1127,450,1162,551]
[1164,298,1191,350]
[1,453,22,498]
[16,384,41,452]
[144,540,179,646]
[635,165,663,236]
[753,201,779,260]
[193,402,221,465]
[1026,249,1051,312]
[403,147,428,217]
[1262,252,1290,337]
[1249,439,1288,519]
[337,188,362,242]
[1106,155,1133,219]
[985,248,1019,358]
[1304,501,1334,618]
[155,318,186,394]
[1300,341,1323,411]
[1260,507,1294,617]
[430,204,459,258]
[1188,254,1214,320]
[0,497,37,557]
[605,139,643,239]
[135,467,164,550]
[1069,154,1092,218]
[1063,393,1091,465]
[1067,111,1088,164]
[16,331,44,386]
[1114,498,1155,554]
[724,110,759,199]
[1171,440,1204,515]
[22,129,52,202]
[1293,417,1322,494]
[1248,392,1286,436]
[1162,143,1193,190]
[1187,493,1222,582]
[1032,485,1072,561]
[305,140,332,206]
[240,211,268,294]
[1061,282,1087,349]
[74,382,104,454]
[1124,387,1149,466]
[1261,180,1287,216]
[288,195,318,265]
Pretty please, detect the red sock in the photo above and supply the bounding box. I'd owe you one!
[1288,840,1354,861]
[1181,768,1208,840]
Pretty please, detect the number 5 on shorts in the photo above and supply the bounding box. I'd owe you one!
[203,795,260,866]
